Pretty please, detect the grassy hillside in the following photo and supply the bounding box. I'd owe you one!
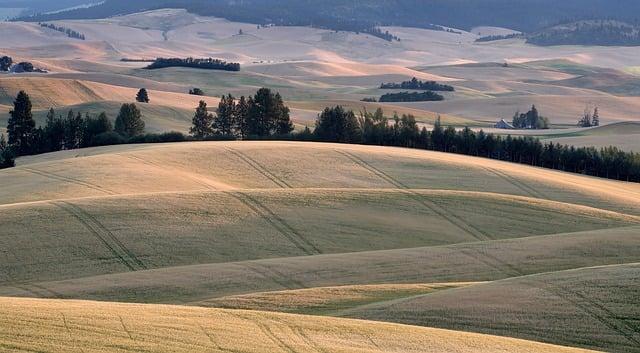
[5,142,640,213]
[0,297,596,353]
[343,264,640,352]
[197,283,477,315]
[2,226,638,303]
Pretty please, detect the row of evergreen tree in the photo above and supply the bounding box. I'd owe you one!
[3,89,640,183]
[380,77,455,91]
[145,58,241,71]
[3,91,146,161]
[38,22,86,40]
[311,106,640,182]
[379,91,444,102]
[190,88,293,139]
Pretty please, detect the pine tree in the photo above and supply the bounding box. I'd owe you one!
[7,90,36,155]
[0,134,15,168]
[235,96,250,139]
[115,103,145,138]
[136,88,150,103]
[273,92,293,135]
[592,107,600,126]
[213,95,236,136]
[63,111,84,149]
[190,100,214,139]
[314,106,362,143]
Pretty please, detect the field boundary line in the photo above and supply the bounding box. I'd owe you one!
[225,147,292,188]
[336,149,491,241]
[227,191,320,255]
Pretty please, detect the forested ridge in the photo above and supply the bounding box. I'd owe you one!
[16,0,640,33]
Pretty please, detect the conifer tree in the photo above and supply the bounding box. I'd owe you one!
[213,94,236,136]
[190,100,214,138]
[115,103,145,137]
[7,90,36,155]
[136,88,150,103]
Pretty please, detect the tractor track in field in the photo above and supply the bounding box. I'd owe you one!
[225,147,292,188]
[484,167,546,199]
[22,167,115,195]
[53,201,146,272]
[336,149,491,241]
[227,191,320,256]
[536,279,640,347]
[458,244,640,347]
[225,311,298,353]
[237,262,304,290]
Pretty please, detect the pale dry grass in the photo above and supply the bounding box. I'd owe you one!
[0,297,598,353]
[5,142,640,215]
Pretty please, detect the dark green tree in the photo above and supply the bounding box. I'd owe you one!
[0,134,15,168]
[7,91,36,155]
[213,95,236,136]
[115,103,145,137]
[136,88,150,103]
[83,112,113,147]
[190,100,214,138]
[314,106,362,143]
[235,96,250,139]
[0,56,12,71]
[63,110,84,149]
[246,88,293,136]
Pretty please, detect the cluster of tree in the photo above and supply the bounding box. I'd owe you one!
[311,106,640,182]
[190,88,293,139]
[145,58,240,71]
[120,58,155,62]
[38,22,85,40]
[3,91,146,163]
[512,105,550,129]
[578,107,600,127]
[379,91,444,102]
[527,20,640,46]
[362,27,400,42]
[25,0,640,34]
[361,97,377,102]
[0,56,12,71]
[475,33,523,42]
[189,88,205,96]
[380,77,454,91]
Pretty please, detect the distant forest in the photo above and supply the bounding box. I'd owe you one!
[380,78,454,91]
[379,91,444,102]
[527,20,640,46]
[38,22,85,40]
[17,0,640,33]
[145,58,241,71]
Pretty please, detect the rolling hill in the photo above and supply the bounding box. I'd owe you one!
[0,297,597,353]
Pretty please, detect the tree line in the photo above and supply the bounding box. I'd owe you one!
[145,58,240,71]
[190,88,293,139]
[2,91,148,164]
[380,77,454,91]
[38,22,86,40]
[311,106,640,182]
[512,105,550,129]
[379,91,444,102]
[3,89,640,183]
